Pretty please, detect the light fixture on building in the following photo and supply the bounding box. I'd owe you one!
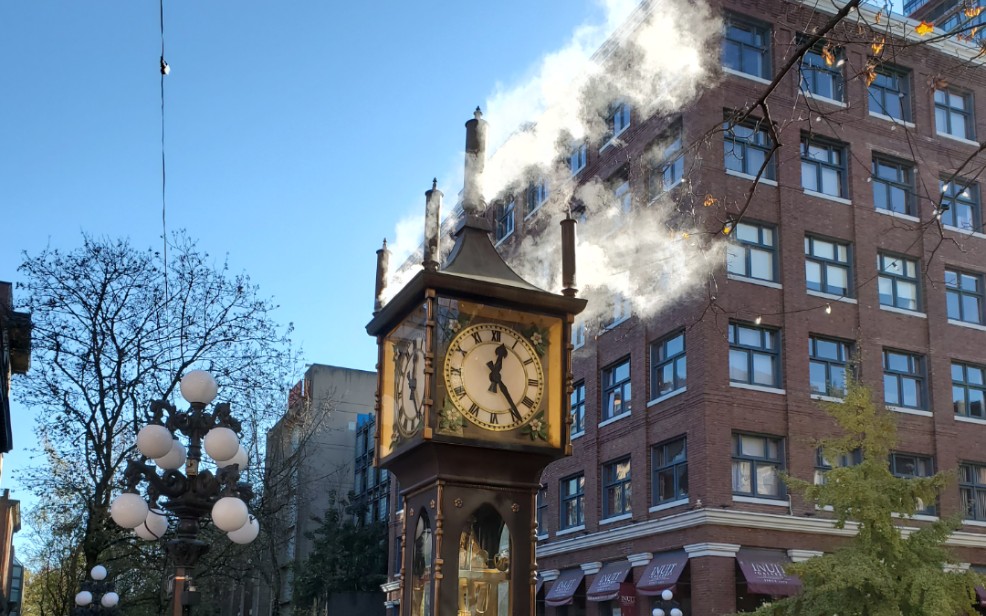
[652,588,684,616]
[110,370,259,616]
[73,565,120,614]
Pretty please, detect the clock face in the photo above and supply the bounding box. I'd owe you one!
[395,336,426,437]
[443,322,544,431]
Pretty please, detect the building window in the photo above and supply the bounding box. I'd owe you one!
[613,178,632,214]
[602,358,632,421]
[560,474,585,529]
[536,486,548,534]
[960,463,986,520]
[809,336,850,397]
[728,323,780,388]
[868,66,911,121]
[940,179,981,231]
[571,380,586,436]
[935,87,975,140]
[606,102,631,141]
[572,317,586,349]
[602,457,632,518]
[878,253,920,311]
[526,179,549,216]
[946,269,985,325]
[648,125,684,198]
[723,14,771,79]
[570,142,587,175]
[732,433,784,498]
[723,117,775,180]
[495,199,515,242]
[890,453,936,514]
[872,157,915,216]
[814,447,862,484]
[883,350,926,410]
[652,437,687,505]
[800,43,845,101]
[726,221,776,282]
[605,292,632,327]
[801,137,847,198]
[953,361,986,419]
[805,235,851,297]
[650,331,686,399]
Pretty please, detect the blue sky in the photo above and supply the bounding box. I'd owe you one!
[0,0,615,529]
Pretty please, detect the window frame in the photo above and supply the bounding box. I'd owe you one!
[526,178,549,217]
[651,437,688,506]
[494,199,515,242]
[877,253,921,312]
[723,116,776,180]
[801,136,848,198]
[814,447,862,484]
[868,65,912,122]
[570,142,587,175]
[809,335,851,398]
[559,474,585,530]
[606,102,632,142]
[883,349,926,410]
[536,485,548,535]
[732,433,785,499]
[650,331,686,400]
[571,380,586,436]
[649,123,684,198]
[804,235,852,297]
[601,357,632,421]
[723,13,771,79]
[946,268,985,325]
[872,156,916,216]
[726,221,777,283]
[800,43,846,102]
[728,322,781,388]
[935,87,975,140]
[960,462,986,520]
[953,361,986,419]
[890,452,936,514]
[940,178,981,231]
[602,456,632,518]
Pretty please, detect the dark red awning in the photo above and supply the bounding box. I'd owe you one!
[588,560,633,602]
[637,550,688,596]
[736,549,802,597]
[545,569,585,607]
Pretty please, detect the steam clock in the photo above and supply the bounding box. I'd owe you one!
[367,109,586,616]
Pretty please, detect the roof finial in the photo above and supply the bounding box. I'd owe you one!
[474,106,482,119]
[432,177,438,190]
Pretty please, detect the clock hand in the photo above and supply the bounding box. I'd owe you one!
[487,344,508,393]
[497,380,524,424]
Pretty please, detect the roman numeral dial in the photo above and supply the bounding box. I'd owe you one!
[443,322,545,432]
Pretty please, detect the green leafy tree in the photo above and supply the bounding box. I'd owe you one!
[747,378,982,616]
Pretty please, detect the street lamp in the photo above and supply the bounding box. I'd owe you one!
[73,565,120,615]
[652,589,684,616]
[110,370,260,616]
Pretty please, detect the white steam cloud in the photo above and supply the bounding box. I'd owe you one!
[385,0,725,324]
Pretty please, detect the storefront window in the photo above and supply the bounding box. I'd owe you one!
[458,505,510,615]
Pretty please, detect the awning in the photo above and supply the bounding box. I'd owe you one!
[588,560,633,602]
[975,585,986,607]
[736,549,802,597]
[637,550,688,596]
[545,569,585,607]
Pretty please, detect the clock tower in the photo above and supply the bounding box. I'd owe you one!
[367,109,586,616]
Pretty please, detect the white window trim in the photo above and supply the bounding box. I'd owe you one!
[868,110,916,128]
[875,208,920,223]
[601,123,631,153]
[727,273,783,290]
[800,89,848,108]
[963,519,986,528]
[733,495,788,506]
[887,405,932,417]
[803,189,853,205]
[725,168,778,186]
[571,430,586,440]
[807,289,857,304]
[942,225,986,240]
[723,66,772,85]
[600,512,633,525]
[524,204,543,220]
[537,533,549,541]
[955,415,986,425]
[647,387,687,408]
[598,411,631,429]
[937,131,980,147]
[604,315,631,330]
[555,524,585,537]
[811,394,845,403]
[892,512,940,522]
[649,498,689,513]
[494,231,513,247]
[948,318,986,332]
[730,382,786,395]
[879,305,927,319]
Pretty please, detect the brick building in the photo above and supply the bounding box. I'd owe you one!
[381,0,986,613]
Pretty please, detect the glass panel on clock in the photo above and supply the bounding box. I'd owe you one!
[458,505,510,615]
[411,512,433,616]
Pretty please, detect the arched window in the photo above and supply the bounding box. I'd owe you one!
[458,505,511,615]
[411,511,433,616]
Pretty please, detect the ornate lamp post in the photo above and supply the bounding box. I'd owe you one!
[73,565,120,615]
[110,370,260,616]
[652,589,684,616]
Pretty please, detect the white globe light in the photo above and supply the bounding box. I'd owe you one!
[180,370,218,405]
[101,592,120,608]
[217,445,249,470]
[227,516,260,544]
[653,609,665,616]
[154,440,187,470]
[204,427,240,462]
[211,497,248,532]
[90,565,107,581]
[75,591,93,606]
[670,609,683,616]
[661,589,673,601]
[136,424,174,459]
[135,509,168,540]
[110,493,148,528]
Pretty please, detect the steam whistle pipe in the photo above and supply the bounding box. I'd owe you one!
[374,239,390,314]
[461,107,488,216]
[561,211,578,297]
[423,179,442,271]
